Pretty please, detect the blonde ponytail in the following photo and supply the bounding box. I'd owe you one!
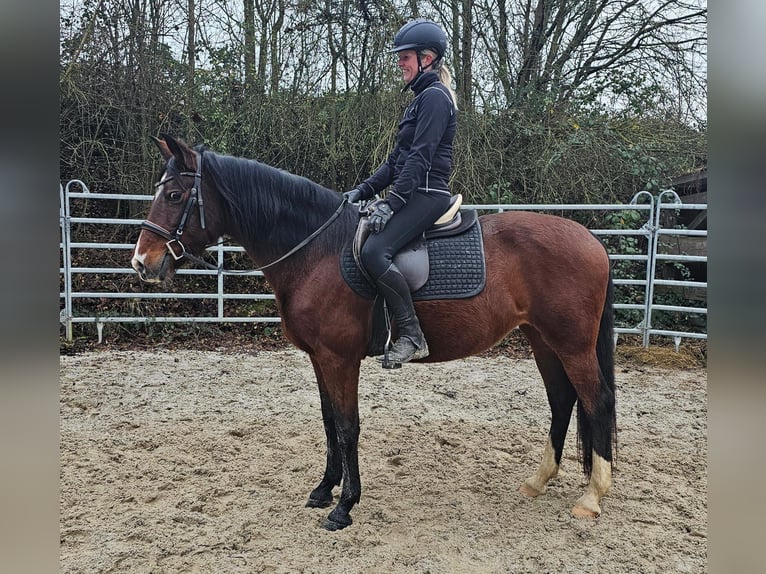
[421,49,459,110]
[438,65,459,110]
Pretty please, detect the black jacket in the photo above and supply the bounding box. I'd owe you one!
[358,71,456,212]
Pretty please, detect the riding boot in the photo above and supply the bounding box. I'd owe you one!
[376,265,430,363]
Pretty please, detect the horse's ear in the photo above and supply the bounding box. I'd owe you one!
[161,134,197,172]
[151,135,173,160]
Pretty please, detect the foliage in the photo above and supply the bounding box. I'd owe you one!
[59,0,707,340]
[59,0,707,204]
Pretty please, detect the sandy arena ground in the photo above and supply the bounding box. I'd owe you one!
[60,348,707,573]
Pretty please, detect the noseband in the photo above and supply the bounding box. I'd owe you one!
[140,150,216,269]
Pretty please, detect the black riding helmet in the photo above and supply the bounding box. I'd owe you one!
[388,19,447,59]
[388,19,447,88]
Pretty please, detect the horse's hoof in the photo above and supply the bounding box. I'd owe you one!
[322,508,352,531]
[572,491,602,518]
[322,514,352,531]
[571,503,601,519]
[322,517,350,531]
[306,496,333,509]
[519,481,544,498]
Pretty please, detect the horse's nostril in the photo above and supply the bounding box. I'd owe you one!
[131,258,145,274]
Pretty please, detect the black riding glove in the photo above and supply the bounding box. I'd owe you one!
[368,201,394,233]
[343,188,364,203]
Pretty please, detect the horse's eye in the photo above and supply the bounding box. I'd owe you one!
[167,190,183,202]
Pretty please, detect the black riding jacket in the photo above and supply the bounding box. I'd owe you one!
[358,71,457,212]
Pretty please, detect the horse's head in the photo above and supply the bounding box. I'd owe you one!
[131,135,220,283]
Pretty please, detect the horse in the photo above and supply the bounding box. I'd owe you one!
[131,135,617,531]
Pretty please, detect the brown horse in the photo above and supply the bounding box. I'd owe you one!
[131,135,617,530]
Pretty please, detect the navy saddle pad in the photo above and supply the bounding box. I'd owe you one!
[340,214,486,301]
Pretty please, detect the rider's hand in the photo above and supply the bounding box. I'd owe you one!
[343,188,364,203]
[368,201,394,233]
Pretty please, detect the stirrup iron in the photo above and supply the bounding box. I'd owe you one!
[380,302,402,369]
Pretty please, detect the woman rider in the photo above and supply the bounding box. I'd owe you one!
[344,19,458,364]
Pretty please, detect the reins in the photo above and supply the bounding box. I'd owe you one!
[250,197,348,271]
[141,150,349,274]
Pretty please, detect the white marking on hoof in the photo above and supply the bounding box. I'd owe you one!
[572,452,612,518]
[572,493,601,518]
[520,438,559,498]
[519,481,545,498]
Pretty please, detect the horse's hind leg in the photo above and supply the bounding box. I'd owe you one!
[564,352,615,518]
[519,326,577,498]
[520,326,615,517]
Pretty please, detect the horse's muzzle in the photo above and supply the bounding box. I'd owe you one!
[131,253,173,283]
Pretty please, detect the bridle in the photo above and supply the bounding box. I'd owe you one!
[140,149,214,269]
[140,149,349,272]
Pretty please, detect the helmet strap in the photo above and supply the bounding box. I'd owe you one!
[401,52,442,93]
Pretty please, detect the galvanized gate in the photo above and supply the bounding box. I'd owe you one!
[60,181,706,348]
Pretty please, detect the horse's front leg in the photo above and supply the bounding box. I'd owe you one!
[324,400,360,531]
[306,358,342,508]
[310,356,362,531]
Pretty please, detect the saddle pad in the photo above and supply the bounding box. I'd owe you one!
[340,218,486,301]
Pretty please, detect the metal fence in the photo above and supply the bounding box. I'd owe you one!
[60,180,707,348]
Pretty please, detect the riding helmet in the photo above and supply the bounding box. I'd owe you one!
[388,19,447,58]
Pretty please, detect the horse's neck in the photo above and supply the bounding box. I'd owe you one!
[222,161,349,280]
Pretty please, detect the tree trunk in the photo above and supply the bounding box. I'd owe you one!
[460,0,473,111]
[269,0,285,94]
[186,0,196,140]
[496,0,512,103]
[517,0,547,92]
[243,0,256,95]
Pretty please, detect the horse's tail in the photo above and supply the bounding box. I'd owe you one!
[577,270,617,477]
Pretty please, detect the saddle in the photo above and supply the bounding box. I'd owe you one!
[351,194,476,291]
[340,194,486,358]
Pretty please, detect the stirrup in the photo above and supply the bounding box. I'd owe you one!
[379,337,429,368]
[380,348,403,369]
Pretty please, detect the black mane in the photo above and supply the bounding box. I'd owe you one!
[202,151,358,265]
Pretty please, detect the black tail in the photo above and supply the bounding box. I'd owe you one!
[576,272,617,476]
[596,273,616,394]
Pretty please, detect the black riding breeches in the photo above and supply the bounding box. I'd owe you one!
[360,190,452,280]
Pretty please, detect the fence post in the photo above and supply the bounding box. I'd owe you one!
[646,189,684,347]
[59,183,73,341]
[630,191,656,347]
[62,180,93,341]
[217,239,225,318]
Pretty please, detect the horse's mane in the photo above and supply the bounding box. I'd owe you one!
[201,149,358,264]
